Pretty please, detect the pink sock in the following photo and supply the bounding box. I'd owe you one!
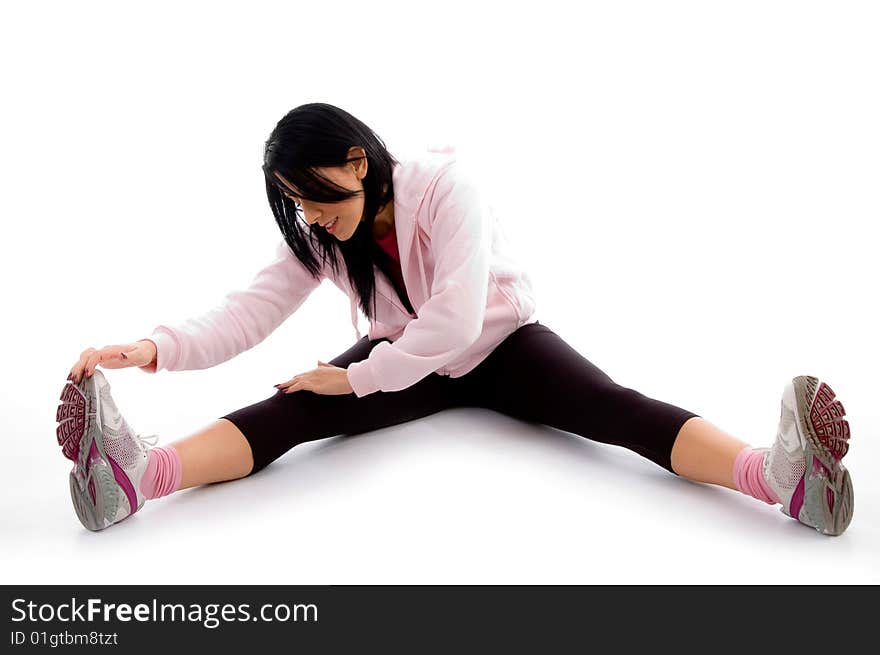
[139,445,183,500]
[733,447,780,505]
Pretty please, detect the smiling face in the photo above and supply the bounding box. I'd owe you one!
[272,147,368,241]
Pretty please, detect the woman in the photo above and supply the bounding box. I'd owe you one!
[56,103,854,536]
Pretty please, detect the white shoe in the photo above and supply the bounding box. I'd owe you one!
[56,369,158,531]
[764,375,853,536]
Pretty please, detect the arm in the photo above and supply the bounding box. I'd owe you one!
[346,162,491,397]
[138,239,324,373]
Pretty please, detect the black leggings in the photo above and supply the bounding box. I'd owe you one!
[220,322,701,477]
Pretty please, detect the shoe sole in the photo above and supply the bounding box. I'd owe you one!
[56,375,129,531]
[791,375,853,536]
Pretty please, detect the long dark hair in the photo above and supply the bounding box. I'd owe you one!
[262,103,414,323]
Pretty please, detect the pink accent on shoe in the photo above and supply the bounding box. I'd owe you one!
[733,447,780,505]
[105,451,140,517]
[85,437,139,517]
[789,476,805,519]
[139,446,183,500]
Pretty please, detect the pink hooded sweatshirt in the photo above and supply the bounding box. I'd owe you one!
[139,145,539,397]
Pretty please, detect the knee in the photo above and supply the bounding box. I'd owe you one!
[591,382,642,408]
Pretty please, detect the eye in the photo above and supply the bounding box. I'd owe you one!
[281,191,303,209]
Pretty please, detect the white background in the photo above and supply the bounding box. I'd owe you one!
[1,1,877,584]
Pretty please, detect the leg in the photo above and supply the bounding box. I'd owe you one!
[219,334,457,477]
[169,418,255,490]
[155,335,457,491]
[456,321,703,477]
[669,417,750,490]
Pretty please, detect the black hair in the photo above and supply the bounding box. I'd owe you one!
[262,102,414,323]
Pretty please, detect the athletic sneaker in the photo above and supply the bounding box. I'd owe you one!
[55,369,158,531]
[764,375,853,536]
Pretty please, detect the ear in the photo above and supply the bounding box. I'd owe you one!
[347,146,368,179]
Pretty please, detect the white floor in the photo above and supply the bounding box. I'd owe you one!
[2,0,878,585]
[3,369,878,585]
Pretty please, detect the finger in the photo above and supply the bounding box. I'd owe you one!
[83,351,108,379]
[73,363,87,383]
[71,359,87,383]
[73,349,97,382]
[81,354,98,380]
[274,376,298,390]
[69,357,86,380]
[283,380,304,394]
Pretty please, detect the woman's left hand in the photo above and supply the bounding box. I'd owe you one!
[275,361,353,395]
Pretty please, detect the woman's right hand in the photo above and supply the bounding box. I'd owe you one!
[68,340,158,384]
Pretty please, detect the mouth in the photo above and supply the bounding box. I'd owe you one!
[321,217,339,231]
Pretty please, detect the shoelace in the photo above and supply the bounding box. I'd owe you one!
[138,434,160,449]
